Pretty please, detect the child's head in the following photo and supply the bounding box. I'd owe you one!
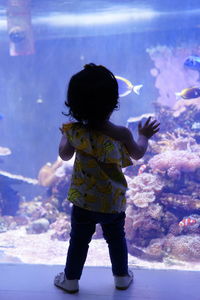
[64,63,119,127]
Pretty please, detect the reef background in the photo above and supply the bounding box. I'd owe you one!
[1,23,200,269]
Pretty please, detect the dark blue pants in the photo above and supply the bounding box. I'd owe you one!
[65,205,128,280]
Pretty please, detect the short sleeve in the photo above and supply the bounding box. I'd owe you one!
[62,122,133,167]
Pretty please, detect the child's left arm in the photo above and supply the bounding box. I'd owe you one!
[59,133,75,161]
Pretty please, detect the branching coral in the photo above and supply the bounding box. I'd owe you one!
[157,130,196,152]
[148,117,199,154]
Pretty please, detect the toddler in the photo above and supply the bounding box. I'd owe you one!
[54,63,160,293]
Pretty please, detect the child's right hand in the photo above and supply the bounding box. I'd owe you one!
[138,117,160,139]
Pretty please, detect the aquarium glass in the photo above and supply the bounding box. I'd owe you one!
[0,0,200,271]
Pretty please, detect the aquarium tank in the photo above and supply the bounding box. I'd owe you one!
[0,0,200,271]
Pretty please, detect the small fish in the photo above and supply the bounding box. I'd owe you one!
[184,55,200,72]
[0,146,11,156]
[115,75,143,97]
[179,217,197,227]
[175,87,200,99]
[138,164,147,175]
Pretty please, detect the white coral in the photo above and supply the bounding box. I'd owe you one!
[129,191,155,208]
[127,173,164,194]
[147,203,163,220]
[126,173,165,208]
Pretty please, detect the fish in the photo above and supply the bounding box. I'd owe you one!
[179,217,197,227]
[184,55,200,72]
[138,164,147,175]
[175,87,200,100]
[0,146,11,156]
[115,75,143,97]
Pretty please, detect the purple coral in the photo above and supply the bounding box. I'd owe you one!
[149,150,200,178]
[147,45,200,108]
[163,234,200,262]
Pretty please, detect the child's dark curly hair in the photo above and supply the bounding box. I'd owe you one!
[64,63,119,128]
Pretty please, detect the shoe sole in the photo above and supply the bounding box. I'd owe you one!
[54,282,79,293]
[115,272,134,290]
[115,277,133,290]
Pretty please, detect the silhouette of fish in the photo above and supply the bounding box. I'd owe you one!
[184,55,200,72]
[175,87,200,99]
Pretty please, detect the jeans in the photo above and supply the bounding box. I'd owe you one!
[65,204,128,280]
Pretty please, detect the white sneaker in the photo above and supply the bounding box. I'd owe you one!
[54,272,79,293]
[114,269,134,290]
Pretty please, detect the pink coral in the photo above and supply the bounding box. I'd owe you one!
[159,193,200,211]
[149,150,200,178]
[50,215,71,241]
[163,234,200,262]
[147,45,200,108]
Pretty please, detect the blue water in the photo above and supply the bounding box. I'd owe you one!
[0,0,200,268]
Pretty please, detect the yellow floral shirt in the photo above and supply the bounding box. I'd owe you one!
[62,122,132,213]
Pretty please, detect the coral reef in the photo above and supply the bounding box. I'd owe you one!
[18,198,49,221]
[26,218,50,234]
[148,150,200,179]
[50,214,71,241]
[128,191,155,208]
[173,98,200,118]
[127,233,200,263]
[125,211,164,247]
[0,216,18,232]
[159,193,200,211]
[0,170,38,216]
[147,203,164,220]
[0,176,22,216]
[147,45,200,108]
[2,43,200,267]
[125,204,165,247]
[126,173,165,208]
[125,91,200,264]
[127,239,165,262]
[163,234,200,262]
[156,131,196,152]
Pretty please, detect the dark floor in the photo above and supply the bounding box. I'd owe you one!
[0,264,200,300]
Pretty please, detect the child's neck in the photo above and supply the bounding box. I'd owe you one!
[99,120,111,128]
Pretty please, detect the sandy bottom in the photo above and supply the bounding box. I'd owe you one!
[0,227,200,272]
